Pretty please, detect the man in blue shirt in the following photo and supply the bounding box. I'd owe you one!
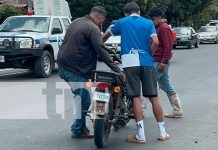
[103,2,170,143]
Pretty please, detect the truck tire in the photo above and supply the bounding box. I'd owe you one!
[34,50,54,78]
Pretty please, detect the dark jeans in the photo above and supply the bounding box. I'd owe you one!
[58,66,91,135]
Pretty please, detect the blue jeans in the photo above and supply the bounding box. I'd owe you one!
[58,66,91,135]
[154,62,177,95]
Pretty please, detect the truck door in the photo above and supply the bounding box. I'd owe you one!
[49,18,64,59]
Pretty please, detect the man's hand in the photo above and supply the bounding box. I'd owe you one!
[158,63,165,73]
[120,72,126,82]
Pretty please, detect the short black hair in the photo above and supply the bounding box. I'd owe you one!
[91,6,107,18]
[123,2,140,14]
[149,8,163,18]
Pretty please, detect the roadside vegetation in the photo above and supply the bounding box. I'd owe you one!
[0,4,24,24]
[0,1,218,30]
[67,0,218,30]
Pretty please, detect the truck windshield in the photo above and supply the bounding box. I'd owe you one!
[0,17,50,33]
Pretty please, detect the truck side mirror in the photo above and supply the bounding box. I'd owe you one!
[52,28,63,34]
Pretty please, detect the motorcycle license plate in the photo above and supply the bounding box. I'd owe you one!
[93,92,110,102]
[0,56,5,63]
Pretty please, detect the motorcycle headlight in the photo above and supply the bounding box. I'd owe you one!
[20,39,33,48]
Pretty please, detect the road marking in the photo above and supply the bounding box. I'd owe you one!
[0,69,14,72]
[0,70,29,77]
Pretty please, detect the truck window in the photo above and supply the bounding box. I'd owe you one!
[51,18,63,34]
[62,18,70,30]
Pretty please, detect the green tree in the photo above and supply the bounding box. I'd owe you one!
[66,0,218,30]
[67,0,147,30]
[166,0,214,27]
[0,4,23,24]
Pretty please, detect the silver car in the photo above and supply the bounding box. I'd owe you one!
[198,26,218,44]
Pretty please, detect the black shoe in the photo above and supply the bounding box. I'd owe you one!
[83,127,90,133]
[71,131,94,139]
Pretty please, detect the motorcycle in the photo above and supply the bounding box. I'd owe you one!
[88,48,134,148]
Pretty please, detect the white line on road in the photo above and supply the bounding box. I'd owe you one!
[0,69,14,72]
[0,70,29,77]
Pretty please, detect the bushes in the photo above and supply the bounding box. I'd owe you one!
[0,4,23,24]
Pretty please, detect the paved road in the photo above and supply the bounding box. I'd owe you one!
[0,44,218,150]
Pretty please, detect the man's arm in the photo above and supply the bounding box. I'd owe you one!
[103,31,112,42]
[90,27,121,73]
[103,21,121,43]
[160,27,173,65]
[151,35,159,55]
[150,22,159,55]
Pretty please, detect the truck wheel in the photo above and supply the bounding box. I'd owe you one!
[34,50,54,78]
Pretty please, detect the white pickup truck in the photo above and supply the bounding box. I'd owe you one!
[0,15,71,77]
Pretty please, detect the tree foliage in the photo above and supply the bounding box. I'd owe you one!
[67,0,218,30]
[0,4,23,24]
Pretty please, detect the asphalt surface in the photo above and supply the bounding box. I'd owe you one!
[0,44,218,150]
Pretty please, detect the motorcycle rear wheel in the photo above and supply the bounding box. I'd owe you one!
[94,115,111,148]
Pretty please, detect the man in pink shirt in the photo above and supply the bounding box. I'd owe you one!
[149,8,183,118]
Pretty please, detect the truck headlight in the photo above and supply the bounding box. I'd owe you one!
[20,39,33,48]
[2,39,11,48]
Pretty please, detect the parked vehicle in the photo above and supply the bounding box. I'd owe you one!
[173,27,200,49]
[207,20,218,27]
[198,26,218,44]
[89,49,133,148]
[0,15,71,77]
[208,22,218,26]
[105,25,121,54]
[98,25,121,61]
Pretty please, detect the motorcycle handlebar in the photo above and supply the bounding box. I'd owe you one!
[105,47,122,63]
